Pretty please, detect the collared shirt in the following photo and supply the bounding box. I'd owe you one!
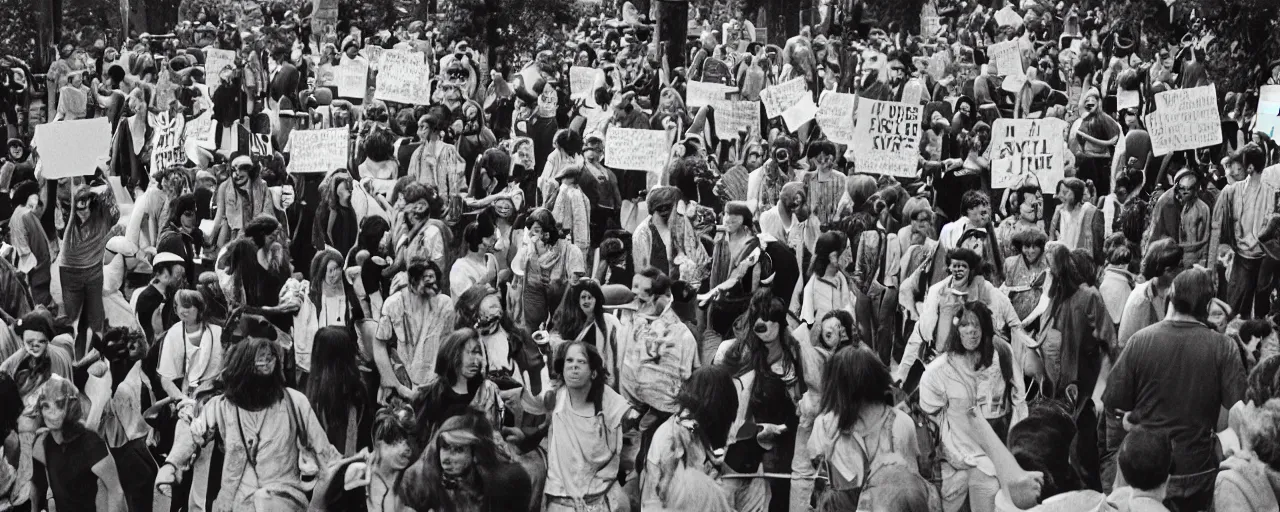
[801,272,856,325]
[617,302,700,413]
[804,169,847,226]
[62,190,120,269]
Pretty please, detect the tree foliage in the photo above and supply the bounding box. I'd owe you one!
[0,0,122,68]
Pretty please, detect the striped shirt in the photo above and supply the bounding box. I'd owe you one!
[805,169,847,226]
[62,188,120,269]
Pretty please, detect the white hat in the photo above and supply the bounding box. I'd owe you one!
[152,252,185,267]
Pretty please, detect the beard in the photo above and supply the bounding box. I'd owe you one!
[226,372,286,411]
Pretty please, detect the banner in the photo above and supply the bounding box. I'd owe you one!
[816,92,857,144]
[205,49,237,94]
[569,66,605,100]
[604,128,668,172]
[709,100,760,139]
[1147,84,1222,156]
[988,40,1022,78]
[1257,85,1280,139]
[337,57,369,99]
[760,77,808,119]
[687,81,732,108]
[1117,89,1140,111]
[990,118,1068,190]
[31,118,112,179]
[149,112,187,171]
[851,99,923,178]
[782,96,818,132]
[184,111,214,143]
[285,128,349,174]
[375,50,432,105]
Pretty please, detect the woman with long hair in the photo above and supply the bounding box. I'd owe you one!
[718,292,810,511]
[800,231,861,342]
[454,284,546,397]
[158,289,225,403]
[512,208,586,330]
[1039,242,1115,403]
[642,364,739,509]
[310,403,418,512]
[313,172,360,257]
[705,202,767,350]
[411,328,508,448]
[292,249,364,385]
[156,193,205,287]
[919,302,1039,512]
[551,278,622,387]
[539,128,584,204]
[450,219,500,298]
[808,346,920,510]
[348,214,392,317]
[789,308,864,509]
[28,375,128,512]
[391,183,453,291]
[400,409,533,512]
[306,326,374,456]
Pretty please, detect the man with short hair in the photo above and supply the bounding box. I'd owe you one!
[1104,268,1246,511]
[1210,143,1278,318]
[132,252,185,344]
[374,258,456,399]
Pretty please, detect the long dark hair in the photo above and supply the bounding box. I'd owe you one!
[819,346,893,430]
[811,231,847,278]
[221,336,287,411]
[413,329,485,447]
[723,291,808,406]
[553,279,606,341]
[818,309,859,350]
[675,364,739,450]
[401,410,507,512]
[305,326,368,441]
[943,301,996,371]
[1047,243,1085,305]
[552,341,608,414]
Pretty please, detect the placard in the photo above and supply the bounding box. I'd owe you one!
[687,81,732,108]
[184,111,213,143]
[1258,85,1280,139]
[816,92,857,145]
[709,100,760,139]
[782,96,818,132]
[569,66,605,100]
[1147,84,1222,156]
[760,77,808,119]
[604,128,668,172]
[375,50,432,105]
[851,99,923,178]
[1117,89,1140,111]
[31,118,112,179]
[988,40,1022,78]
[205,49,237,94]
[285,128,349,174]
[337,57,369,99]
[990,118,1068,190]
[149,112,187,170]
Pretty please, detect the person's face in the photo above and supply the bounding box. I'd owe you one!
[949,259,972,283]
[961,235,986,257]
[493,199,514,218]
[811,153,835,171]
[438,439,475,477]
[820,317,846,349]
[528,221,546,243]
[376,438,413,471]
[70,73,83,87]
[8,145,21,160]
[337,181,353,205]
[23,330,49,358]
[653,202,675,223]
[1083,96,1099,113]
[578,290,597,316]
[180,208,198,230]
[254,346,277,376]
[584,145,602,163]
[561,344,595,389]
[417,118,433,140]
[166,265,187,286]
[345,46,359,59]
[888,62,906,84]
[176,300,200,324]
[1018,193,1041,222]
[967,203,991,225]
[632,275,655,304]
[959,102,971,116]
[1059,186,1077,206]
[1175,176,1196,203]
[74,195,93,222]
[325,260,343,286]
[753,317,780,342]
[1021,243,1043,263]
[459,339,484,380]
[233,164,252,185]
[745,149,764,170]
[478,294,503,323]
[958,320,981,350]
[417,270,439,295]
[724,212,745,233]
[1207,304,1228,331]
[40,397,69,431]
[911,213,932,236]
[1227,161,1247,182]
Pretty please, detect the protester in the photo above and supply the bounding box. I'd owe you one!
[29,375,128,512]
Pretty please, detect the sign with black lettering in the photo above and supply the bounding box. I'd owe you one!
[851,99,923,178]
[991,118,1068,190]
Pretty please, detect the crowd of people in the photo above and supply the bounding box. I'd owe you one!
[1,0,1280,511]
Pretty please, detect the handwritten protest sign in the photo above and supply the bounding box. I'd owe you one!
[760,77,809,119]
[205,49,237,94]
[816,92,857,145]
[376,50,432,105]
[604,128,668,172]
[709,100,760,139]
[31,118,111,179]
[184,111,213,143]
[1256,85,1280,139]
[285,128,348,174]
[569,66,605,100]
[337,58,369,99]
[988,40,1023,78]
[990,118,1068,190]
[149,112,187,170]
[851,99,923,178]
[687,81,732,108]
[1147,84,1222,156]
[782,96,818,132]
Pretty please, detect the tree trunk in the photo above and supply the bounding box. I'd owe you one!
[655,0,688,69]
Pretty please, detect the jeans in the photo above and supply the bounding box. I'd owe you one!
[941,462,1001,512]
[789,419,816,512]
[1224,255,1277,319]
[60,264,104,356]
